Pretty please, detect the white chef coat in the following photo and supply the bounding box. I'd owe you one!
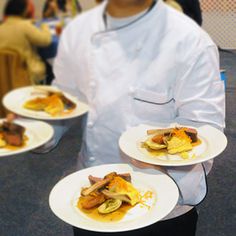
[53,0,225,219]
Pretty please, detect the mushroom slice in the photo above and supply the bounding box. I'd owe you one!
[98,199,122,214]
[101,190,132,204]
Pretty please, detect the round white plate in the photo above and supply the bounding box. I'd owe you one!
[0,119,54,157]
[3,86,89,120]
[49,164,179,232]
[119,124,227,167]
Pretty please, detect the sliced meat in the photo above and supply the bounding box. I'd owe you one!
[88,173,131,185]
[118,173,131,182]
[88,175,102,185]
[80,192,106,209]
[147,128,173,136]
[81,178,111,196]
[59,94,76,110]
[184,128,198,142]
[49,92,76,110]
[2,122,25,146]
[104,172,118,181]
[151,134,165,144]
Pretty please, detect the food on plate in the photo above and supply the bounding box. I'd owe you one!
[77,172,142,221]
[23,89,76,116]
[142,127,201,157]
[97,199,122,214]
[0,121,26,148]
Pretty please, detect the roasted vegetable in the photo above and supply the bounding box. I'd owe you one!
[98,199,122,214]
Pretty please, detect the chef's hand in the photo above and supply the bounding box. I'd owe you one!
[6,113,18,122]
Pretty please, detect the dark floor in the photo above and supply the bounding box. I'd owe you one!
[0,50,235,236]
[196,50,236,236]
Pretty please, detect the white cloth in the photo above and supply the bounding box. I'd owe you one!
[53,0,225,219]
[105,9,148,29]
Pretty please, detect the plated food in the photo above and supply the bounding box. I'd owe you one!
[0,118,54,157]
[3,86,89,120]
[49,164,179,232]
[23,88,76,116]
[0,121,27,149]
[78,172,144,222]
[119,124,227,166]
[142,126,201,158]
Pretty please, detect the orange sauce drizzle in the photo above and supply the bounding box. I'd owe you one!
[139,191,154,210]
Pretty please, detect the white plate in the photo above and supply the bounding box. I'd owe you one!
[119,124,227,167]
[3,86,89,120]
[49,164,179,232]
[0,119,54,157]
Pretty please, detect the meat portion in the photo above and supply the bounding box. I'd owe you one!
[184,128,198,142]
[147,127,198,143]
[1,122,25,146]
[118,173,131,182]
[80,192,106,209]
[147,128,173,136]
[59,94,76,110]
[88,173,131,185]
[80,172,134,210]
[49,92,76,110]
[81,178,111,196]
[88,175,102,185]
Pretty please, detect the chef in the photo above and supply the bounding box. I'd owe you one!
[52,0,225,235]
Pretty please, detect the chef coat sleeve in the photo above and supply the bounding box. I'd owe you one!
[174,44,225,130]
[166,44,225,206]
[52,32,78,97]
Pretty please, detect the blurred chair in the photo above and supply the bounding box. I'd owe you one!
[0,49,32,117]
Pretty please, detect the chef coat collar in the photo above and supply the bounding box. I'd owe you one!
[102,0,158,30]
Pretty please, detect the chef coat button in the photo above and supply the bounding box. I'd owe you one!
[87,122,94,128]
[89,81,96,88]
[129,87,135,96]
[89,156,96,162]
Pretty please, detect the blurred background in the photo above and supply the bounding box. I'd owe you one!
[0,0,235,49]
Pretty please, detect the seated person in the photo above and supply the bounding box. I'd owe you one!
[43,0,82,18]
[0,0,52,84]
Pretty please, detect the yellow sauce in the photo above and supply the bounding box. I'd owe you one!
[77,199,133,222]
[192,139,202,147]
[77,190,154,222]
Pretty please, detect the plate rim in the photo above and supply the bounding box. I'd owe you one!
[119,124,228,167]
[49,163,179,232]
[0,118,54,157]
[2,85,89,121]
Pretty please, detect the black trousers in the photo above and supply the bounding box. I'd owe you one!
[73,207,198,236]
[44,60,55,85]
